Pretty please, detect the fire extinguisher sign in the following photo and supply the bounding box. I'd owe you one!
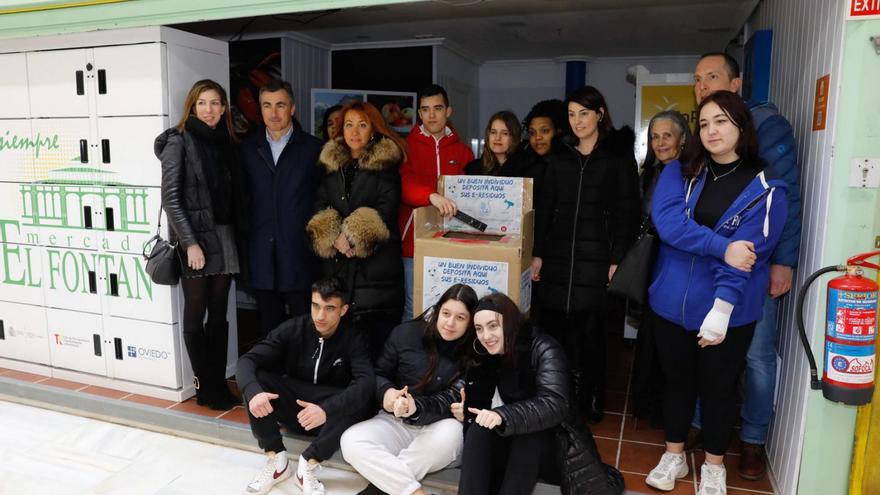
[827,288,877,342]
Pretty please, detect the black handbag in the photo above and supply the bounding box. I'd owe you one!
[607,218,659,305]
[142,208,180,286]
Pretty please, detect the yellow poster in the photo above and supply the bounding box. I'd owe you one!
[639,84,698,133]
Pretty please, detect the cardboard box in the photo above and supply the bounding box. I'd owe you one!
[413,176,534,314]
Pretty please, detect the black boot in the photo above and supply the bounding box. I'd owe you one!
[206,321,240,411]
[183,325,209,405]
[588,385,605,424]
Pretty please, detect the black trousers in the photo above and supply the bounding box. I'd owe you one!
[246,370,364,462]
[652,312,755,456]
[253,289,308,337]
[631,304,664,424]
[542,310,606,410]
[353,311,402,363]
[458,424,558,495]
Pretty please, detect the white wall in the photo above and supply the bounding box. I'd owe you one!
[747,1,847,494]
[478,59,565,134]
[281,34,330,134]
[435,45,480,143]
[477,56,698,135]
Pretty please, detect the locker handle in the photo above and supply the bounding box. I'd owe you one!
[101,139,110,163]
[0,320,5,340]
[105,207,115,231]
[83,206,93,229]
[79,139,89,163]
[75,70,84,95]
[98,69,107,94]
[87,270,97,294]
[109,273,119,297]
[93,334,102,357]
[114,338,123,360]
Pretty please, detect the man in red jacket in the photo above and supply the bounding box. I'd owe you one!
[398,84,474,320]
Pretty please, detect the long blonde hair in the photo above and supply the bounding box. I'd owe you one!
[176,79,237,142]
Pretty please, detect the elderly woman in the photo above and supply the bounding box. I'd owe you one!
[307,101,406,360]
[631,110,692,425]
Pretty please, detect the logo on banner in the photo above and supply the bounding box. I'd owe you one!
[128,346,137,358]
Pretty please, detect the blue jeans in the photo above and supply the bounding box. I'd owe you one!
[691,296,779,444]
[402,256,414,322]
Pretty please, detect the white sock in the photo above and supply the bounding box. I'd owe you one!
[273,451,288,471]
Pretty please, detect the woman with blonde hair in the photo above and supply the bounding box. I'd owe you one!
[465,110,522,176]
[307,101,406,359]
[155,79,243,410]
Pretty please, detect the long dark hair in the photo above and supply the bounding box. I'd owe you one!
[565,85,613,152]
[413,284,478,392]
[320,104,342,142]
[682,90,759,178]
[472,292,528,364]
[479,110,521,175]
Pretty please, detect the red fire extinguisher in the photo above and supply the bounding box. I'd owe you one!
[798,251,880,405]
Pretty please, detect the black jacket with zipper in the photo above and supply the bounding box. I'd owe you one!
[533,127,640,313]
[235,314,375,419]
[374,320,466,426]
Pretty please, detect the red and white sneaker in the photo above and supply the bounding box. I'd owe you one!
[246,452,291,495]
[294,455,326,495]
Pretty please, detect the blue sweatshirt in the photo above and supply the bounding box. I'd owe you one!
[648,160,788,331]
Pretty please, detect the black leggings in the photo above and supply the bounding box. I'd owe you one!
[458,424,558,494]
[542,310,606,408]
[652,312,755,455]
[181,274,232,379]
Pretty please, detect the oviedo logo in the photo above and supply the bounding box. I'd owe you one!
[126,345,170,360]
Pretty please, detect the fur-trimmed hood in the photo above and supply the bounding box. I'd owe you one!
[318,136,403,173]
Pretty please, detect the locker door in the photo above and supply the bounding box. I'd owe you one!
[0,182,47,248]
[46,307,106,376]
[105,317,181,388]
[0,119,36,182]
[101,248,178,324]
[0,53,31,118]
[29,118,97,183]
[0,242,43,306]
[0,301,49,365]
[93,43,167,117]
[27,49,92,118]
[102,186,166,257]
[41,246,102,314]
[96,116,167,186]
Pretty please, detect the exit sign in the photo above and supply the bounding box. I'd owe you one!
[851,0,880,17]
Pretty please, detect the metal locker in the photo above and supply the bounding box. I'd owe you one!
[46,307,106,376]
[93,43,167,117]
[105,317,182,388]
[0,53,32,119]
[96,115,167,187]
[0,300,49,365]
[101,248,179,324]
[26,49,92,119]
[0,119,36,183]
[41,245,103,314]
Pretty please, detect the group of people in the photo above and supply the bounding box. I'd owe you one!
[155,49,801,495]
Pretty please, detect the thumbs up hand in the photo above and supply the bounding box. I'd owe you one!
[451,387,466,422]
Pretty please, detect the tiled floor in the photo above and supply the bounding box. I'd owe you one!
[590,336,776,495]
[0,328,778,495]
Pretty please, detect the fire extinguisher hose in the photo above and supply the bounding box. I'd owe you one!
[796,264,845,390]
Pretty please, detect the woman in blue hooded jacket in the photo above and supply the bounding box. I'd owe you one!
[644,91,788,495]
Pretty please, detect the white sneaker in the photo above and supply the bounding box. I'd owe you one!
[646,451,689,491]
[246,452,291,495]
[698,462,727,495]
[295,455,326,495]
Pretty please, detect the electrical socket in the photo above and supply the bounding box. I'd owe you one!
[849,158,880,188]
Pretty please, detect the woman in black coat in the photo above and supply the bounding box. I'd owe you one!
[455,292,568,494]
[306,101,406,360]
[155,79,242,410]
[531,86,640,422]
[341,284,478,495]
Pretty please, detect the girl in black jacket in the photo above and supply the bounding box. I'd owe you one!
[155,79,242,410]
[306,101,406,360]
[456,292,569,494]
[464,110,522,176]
[531,86,640,422]
[341,284,477,495]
